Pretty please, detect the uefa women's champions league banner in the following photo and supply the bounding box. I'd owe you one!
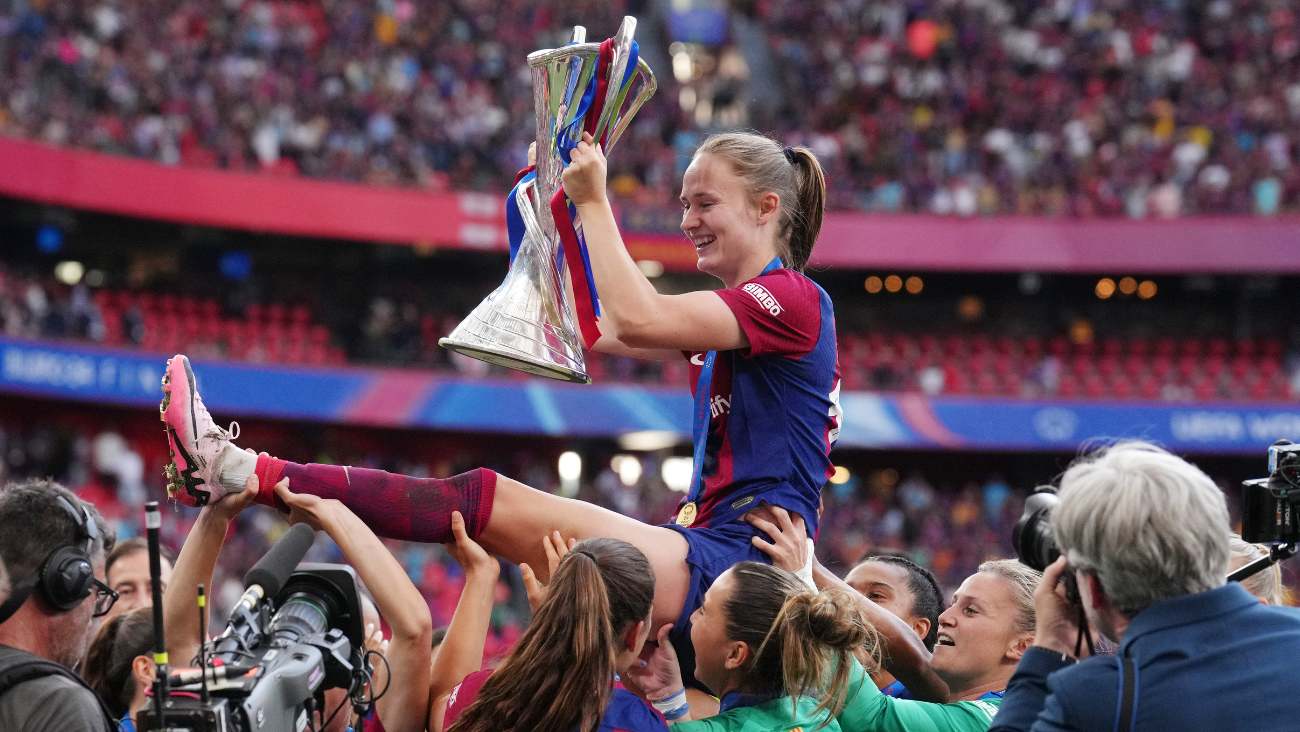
[2,336,1299,453]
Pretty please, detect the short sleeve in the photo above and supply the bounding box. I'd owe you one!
[443,669,493,727]
[713,270,821,358]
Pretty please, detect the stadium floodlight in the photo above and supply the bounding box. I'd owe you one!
[55,261,84,286]
[618,430,680,452]
[612,455,643,486]
[661,457,693,492]
[558,451,582,497]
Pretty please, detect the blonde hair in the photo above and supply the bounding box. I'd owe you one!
[726,562,877,724]
[978,559,1041,636]
[693,132,826,272]
[1229,535,1284,606]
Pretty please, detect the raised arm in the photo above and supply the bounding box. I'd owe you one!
[163,474,259,665]
[561,134,749,353]
[275,481,433,732]
[745,507,952,704]
[427,511,501,732]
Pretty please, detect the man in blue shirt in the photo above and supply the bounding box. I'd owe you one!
[990,442,1300,732]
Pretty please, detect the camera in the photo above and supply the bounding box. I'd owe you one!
[1013,489,1062,572]
[1241,440,1300,544]
[1013,488,1080,602]
[139,525,375,732]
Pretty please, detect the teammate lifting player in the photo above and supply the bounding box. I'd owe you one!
[160,130,924,694]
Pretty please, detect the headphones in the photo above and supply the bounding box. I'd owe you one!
[0,495,100,623]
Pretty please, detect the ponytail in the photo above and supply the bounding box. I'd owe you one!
[725,562,876,725]
[84,607,155,719]
[694,132,828,273]
[764,589,873,720]
[449,539,654,732]
[786,147,826,273]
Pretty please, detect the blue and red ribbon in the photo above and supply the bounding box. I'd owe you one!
[506,37,641,349]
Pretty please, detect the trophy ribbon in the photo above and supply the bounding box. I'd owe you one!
[546,37,641,348]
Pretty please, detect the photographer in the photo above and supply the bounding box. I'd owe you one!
[990,442,1300,732]
[0,479,118,731]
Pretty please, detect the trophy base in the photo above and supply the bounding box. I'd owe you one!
[439,338,591,385]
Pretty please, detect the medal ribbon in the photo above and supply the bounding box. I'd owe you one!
[679,257,783,521]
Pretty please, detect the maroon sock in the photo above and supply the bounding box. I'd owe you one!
[252,456,497,543]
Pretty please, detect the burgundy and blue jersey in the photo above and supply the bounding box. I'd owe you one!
[445,670,667,732]
[675,267,841,536]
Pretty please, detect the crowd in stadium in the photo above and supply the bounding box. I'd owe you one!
[1,418,1297,731]
[4,261,1299,401]
[4,0,1300,215]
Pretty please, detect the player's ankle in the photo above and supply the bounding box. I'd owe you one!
[216,444,257,494]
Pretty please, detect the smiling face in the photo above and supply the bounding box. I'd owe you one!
[931,571,1032,696]
[680,153,779,288]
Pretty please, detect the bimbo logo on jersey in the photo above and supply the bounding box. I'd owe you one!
[742,282,782,315]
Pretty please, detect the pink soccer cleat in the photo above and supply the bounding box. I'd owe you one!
[160,355,240,507]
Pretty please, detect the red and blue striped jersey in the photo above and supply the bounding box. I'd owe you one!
[677,267,841,536]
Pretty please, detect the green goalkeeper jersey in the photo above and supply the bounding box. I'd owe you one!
[671,659,1001,732]
[835,658,1002,732]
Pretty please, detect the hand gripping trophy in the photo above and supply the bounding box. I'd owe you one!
[439,18,657,384]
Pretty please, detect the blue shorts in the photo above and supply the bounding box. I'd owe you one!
[662,520,771,691]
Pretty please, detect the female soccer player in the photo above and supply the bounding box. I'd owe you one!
[431,515,666,732]
[160,130,846,677]
[746,507,1041,729]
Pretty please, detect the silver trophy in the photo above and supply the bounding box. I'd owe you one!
[439,18,657,384]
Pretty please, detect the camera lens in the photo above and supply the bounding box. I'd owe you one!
[1013,490,1062,572]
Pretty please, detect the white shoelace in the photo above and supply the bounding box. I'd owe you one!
[205,421,240,441]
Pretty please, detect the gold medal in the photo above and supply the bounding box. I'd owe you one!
[676,502,698,527]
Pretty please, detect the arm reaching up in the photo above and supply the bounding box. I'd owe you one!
[163,473,259,666]
[428,512,502,732]
[276,481,434,732]
[746,506,952,704]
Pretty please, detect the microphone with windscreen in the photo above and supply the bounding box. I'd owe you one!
[211,522,316,665]
[244,523,317,600]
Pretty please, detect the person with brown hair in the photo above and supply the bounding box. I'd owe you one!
[102,537,174,623]
[630,561,870,729]
[433,516,666,732]
[748,507,1039,731]
[160,127,845,687]
[82,607,154,730]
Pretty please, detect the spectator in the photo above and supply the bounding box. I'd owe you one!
[991,442,1300,731]
[0,479,118,731]
[102,537,174,623]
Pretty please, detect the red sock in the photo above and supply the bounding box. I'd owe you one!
[252,456,496,543]
[254,455,289,509]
